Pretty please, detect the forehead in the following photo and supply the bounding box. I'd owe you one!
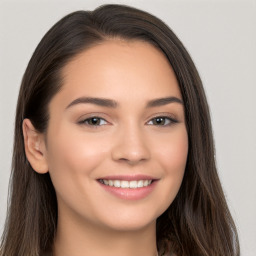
[52,39,181,109]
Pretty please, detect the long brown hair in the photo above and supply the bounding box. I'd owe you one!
[0,4,239,256]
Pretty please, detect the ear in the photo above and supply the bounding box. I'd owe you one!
[22,118,49,174]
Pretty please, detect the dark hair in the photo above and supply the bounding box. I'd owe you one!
[0,4,239,256]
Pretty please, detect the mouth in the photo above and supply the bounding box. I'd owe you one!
[98,179,153,189]
[97,175,158,200]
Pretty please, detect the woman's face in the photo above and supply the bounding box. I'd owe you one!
[44,40,188,231]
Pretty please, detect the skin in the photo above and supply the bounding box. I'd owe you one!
[23,40,188,256]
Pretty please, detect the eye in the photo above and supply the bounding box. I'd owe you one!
[147,116,177,126]
[78,117,108,126]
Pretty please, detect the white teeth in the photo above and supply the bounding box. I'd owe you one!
[114,180,120,187]
[101,179,153,189]
[121,180,129,188]
[129,181,137,188]
[143,180,149,186]
[137,180,144,188]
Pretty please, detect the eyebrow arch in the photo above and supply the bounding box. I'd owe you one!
[146,96,183,107]
[65,96,183,110]
[66,97,118,109]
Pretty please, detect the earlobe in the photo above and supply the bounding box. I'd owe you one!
[22,118,49,174]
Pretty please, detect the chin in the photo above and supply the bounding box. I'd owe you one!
[96,208,162,232]
[104,219,156,232]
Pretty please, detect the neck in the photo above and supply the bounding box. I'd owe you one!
[53,207,158,256]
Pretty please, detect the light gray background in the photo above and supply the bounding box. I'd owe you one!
[0,0,255,255]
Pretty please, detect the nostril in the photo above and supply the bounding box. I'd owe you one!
[117,157,148,165]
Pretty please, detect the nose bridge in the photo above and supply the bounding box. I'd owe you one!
[111,120,150,164]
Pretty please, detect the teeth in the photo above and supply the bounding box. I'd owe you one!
[129,181,137,188]
[143,180,149,186]
[137,180,144,188]
[101,179,153,189]
[121,180,129,188]
[114,180,120,187]
[103,180,109,185]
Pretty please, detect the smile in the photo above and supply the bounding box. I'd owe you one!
[99,179,153,189]
[97,175,158,200]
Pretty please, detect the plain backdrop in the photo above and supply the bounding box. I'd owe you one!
[0,0,255,255]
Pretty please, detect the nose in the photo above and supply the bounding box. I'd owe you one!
[111,123,150,165]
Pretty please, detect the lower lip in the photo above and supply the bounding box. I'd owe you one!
[98,181,158,200]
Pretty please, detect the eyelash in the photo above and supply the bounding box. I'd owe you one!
[78,115,178,128]
[78,117,108,126]
[147,116,178,126]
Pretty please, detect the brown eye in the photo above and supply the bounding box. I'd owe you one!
[147,116,177,126]
[79,117,107,126]
[153,117,166,125]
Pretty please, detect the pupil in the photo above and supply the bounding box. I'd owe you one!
[155,118,164,125]
[91,118,99,125]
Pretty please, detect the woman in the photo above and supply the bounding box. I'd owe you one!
[0,4,239,256]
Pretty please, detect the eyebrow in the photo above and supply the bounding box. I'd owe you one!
[146,96,183,107]
[66,97,117,109]
[65,96,183,110]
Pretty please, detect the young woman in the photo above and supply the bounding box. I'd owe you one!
[0,4,240,256]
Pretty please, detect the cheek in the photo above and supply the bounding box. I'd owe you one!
[45,124,111,193]
[152,127,188,209]
[156,127,188,173]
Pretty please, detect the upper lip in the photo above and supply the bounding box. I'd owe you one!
[97,174,158,181]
